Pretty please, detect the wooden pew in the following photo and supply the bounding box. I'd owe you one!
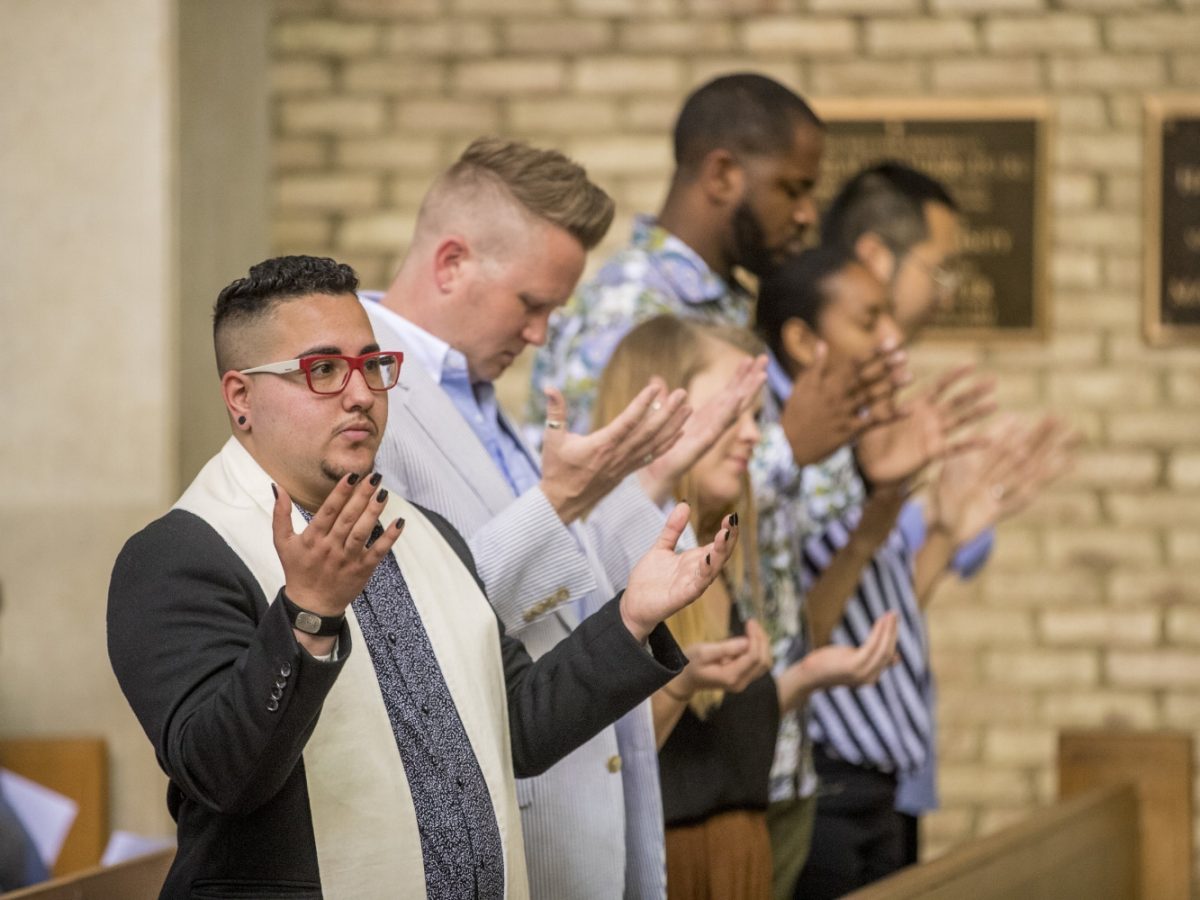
[0,737,173,899]
[2,731,1188,898]
[1059,731,1193,900]
[843,730,1192,900]
[0,849,173,900]
[0,739,107,877]
[844,782,1138,899]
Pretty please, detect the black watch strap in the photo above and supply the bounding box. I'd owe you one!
[280,590,345,637]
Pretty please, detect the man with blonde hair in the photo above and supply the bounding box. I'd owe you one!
[362,137,770,899]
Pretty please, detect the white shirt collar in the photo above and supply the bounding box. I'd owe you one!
[360,292,471,384]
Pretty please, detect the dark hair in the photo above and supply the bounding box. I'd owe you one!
[822,161,958,257]
[213,255,359,374]
[755,244,859,364]
[672,73,822,176]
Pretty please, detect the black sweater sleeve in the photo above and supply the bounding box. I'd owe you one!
[107,510,351,816]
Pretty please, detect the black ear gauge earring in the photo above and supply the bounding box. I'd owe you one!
[237,416,247,426]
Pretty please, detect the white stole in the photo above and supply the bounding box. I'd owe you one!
[175,438,529,899]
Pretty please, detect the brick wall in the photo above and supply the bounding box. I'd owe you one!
[271,0,1200,870]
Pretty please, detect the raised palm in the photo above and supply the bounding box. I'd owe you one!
[857,364,996,487]
[621,504,739,643]
[781,342,909,468]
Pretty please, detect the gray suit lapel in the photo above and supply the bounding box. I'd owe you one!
[368,303,580,630]
[395,352,517,514]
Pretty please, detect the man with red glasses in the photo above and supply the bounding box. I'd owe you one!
[238,349,403,397]
[107,254,738,899]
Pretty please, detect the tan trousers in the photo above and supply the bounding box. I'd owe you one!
[666,809,772,900]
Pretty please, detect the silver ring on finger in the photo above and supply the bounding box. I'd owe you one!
[546,419,564,430]
[643,453,654,465]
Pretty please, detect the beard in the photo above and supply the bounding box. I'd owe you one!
[320,460,348,483]
[320,454,376,484]
[730,202,789,280]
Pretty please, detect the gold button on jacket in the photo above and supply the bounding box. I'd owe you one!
[523,587,571,623]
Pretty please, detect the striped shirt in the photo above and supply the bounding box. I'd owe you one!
[800,465,932,775]
[359,291,540,498]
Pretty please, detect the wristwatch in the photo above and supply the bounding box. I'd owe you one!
[280,590,345,637]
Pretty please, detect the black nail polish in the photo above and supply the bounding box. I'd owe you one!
[395,517,406,532]
[723,529,730,542]
[729,513,739,527]
[348,473,360,486]
[271,483,278,499]
[377,489,388,503]
[369,472,382,487]
[705,553,711,566]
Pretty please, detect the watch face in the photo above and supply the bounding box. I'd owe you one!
[295,610,323,635]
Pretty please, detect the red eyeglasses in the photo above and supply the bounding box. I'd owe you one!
[240,351,404,395]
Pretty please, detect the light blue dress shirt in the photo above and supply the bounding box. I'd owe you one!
[895,491,995,816]
[360,292,540,499]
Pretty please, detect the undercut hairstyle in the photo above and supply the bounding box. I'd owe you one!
[672,73,822,177]
[212,255,359,375]
[822,160,959,257]
[429,137,614,251]
[594,315,764,719]
[756,244,860,364]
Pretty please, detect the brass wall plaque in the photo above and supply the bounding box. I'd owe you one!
[814,99,1050,340]
[1145,96,1200,345]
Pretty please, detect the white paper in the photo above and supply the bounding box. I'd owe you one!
[100,830,175,866]
[0,768,78,869]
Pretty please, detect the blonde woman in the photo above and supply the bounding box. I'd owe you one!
[595,315,899,900]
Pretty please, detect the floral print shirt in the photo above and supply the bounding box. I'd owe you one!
[528,215,752,433]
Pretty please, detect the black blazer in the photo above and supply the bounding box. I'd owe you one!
[108,505,684,899]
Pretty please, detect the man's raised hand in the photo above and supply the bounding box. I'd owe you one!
[995,415,1080,521]
[620,503,738,643]
[928,417,1026,545]
[271,473,403,619]
[540,382,690,525]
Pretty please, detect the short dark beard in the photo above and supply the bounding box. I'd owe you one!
[730,201,779,280]
[320,460,347,484]
[320,456,374,484]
